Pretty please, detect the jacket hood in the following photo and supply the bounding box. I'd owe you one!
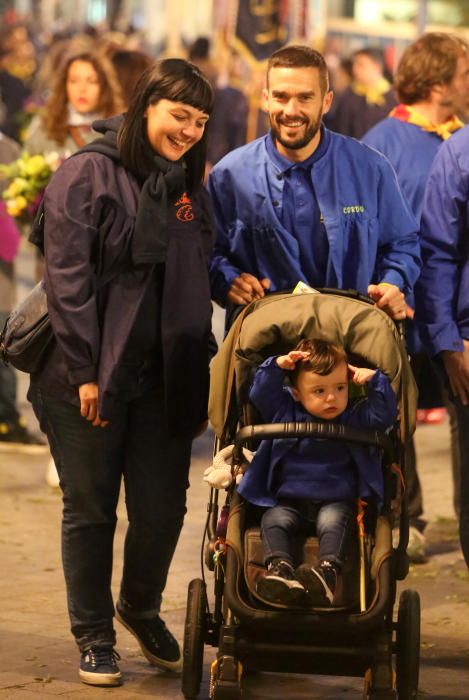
[80,113,125,163]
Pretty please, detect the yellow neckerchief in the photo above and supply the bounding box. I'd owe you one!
[389,103,464,141]
[352,77,391,106]
[4,58,36,82]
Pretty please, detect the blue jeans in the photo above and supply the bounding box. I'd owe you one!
[260,499,355,569]
[29,385,192,651]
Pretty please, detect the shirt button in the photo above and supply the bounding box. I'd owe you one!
[298,200,304,206]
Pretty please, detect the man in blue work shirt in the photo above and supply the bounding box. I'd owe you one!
[208,45,420,321]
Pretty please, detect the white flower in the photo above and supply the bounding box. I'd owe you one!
[43,151,61,171]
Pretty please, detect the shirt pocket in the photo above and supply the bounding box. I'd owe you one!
[340,211,378,291]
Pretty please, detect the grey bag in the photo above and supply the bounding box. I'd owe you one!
[0,280,53,373]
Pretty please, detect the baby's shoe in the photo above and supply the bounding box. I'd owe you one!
[296,560,338,606]
[256,559,305,605]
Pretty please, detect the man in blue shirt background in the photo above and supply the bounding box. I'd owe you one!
[416,125,469,570]
[208,45,420,323]
[363,33,469,563]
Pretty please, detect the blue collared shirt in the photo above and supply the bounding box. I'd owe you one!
[265,128,330,287]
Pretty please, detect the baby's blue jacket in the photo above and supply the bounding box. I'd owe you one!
[237,358,398,509]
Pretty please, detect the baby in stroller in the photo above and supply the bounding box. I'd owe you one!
[208,336,397,608]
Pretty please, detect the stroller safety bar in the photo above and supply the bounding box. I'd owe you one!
[233,422,394,463]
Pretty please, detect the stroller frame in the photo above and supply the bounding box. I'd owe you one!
[182,290,420,700]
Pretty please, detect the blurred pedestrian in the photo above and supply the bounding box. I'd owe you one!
[416,124,469,570]
[25,50,124,156]
[330,47,397,138]
[0,34,30,142]
[28,58,214,686]
[110,49,153,108]
[363,33,469,561]
[0,130,47,451]
[188,37,248,172]
[323,57,352,131]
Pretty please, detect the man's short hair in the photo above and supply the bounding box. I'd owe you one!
[395,32,469,104]
[267,44,329,95]
[290,338,347,385]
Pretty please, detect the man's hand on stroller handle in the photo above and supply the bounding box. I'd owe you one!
[227,273,271,305]
[203,444,255,489]
[367,283,406,320]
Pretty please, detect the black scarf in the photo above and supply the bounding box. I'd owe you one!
[131,154,186,264]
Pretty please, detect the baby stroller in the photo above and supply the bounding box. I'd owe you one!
[182,289,420,700]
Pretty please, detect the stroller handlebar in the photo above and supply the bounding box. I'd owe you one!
[233,422,394,464]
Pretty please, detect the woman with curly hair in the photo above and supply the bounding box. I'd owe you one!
[25,50,124,156]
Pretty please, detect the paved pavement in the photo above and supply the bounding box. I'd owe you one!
[1,248,469,697]
[1,408,469,698]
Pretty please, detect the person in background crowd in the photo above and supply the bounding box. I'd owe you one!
[0,38,30,142]
[0,130,47,451]
[25,49,124,156]
[28,58,214,687]
[110,49,153,109]
[188,36,248,171]
[416,124,469,571]
[208,45,420,328]
[33,34,95,104]
[363,32,469,562]
[323,57,352,131]
[329,47,397,138]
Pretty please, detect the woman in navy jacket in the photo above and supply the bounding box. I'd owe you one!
[28,59,214,687]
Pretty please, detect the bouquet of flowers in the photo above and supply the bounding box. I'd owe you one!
[0,151,62,224]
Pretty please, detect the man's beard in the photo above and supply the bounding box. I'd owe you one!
[270,112,322,150]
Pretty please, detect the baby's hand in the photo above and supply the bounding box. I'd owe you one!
[276,351,310,371]
[348,364,376,385]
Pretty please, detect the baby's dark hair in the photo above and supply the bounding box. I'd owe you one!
[291,338,348,385]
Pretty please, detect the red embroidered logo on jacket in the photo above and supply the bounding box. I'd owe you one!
[175,192,195,222]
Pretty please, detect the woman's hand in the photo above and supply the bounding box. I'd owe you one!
[78,383,109,428]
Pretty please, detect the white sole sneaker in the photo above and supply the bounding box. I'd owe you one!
[256,574,305,604]
[79,668,122,686]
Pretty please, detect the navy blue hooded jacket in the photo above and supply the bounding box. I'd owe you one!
[237,357,397,509]
[29,116,215,437]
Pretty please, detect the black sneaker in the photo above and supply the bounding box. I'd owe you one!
[115,606,182,672]
[79,646,122,686]
[0,418,48,454]
[256,559,305,605]
[296,561,338,606]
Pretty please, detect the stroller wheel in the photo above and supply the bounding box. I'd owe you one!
[395,589,420,700]
[182,578,207,699]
